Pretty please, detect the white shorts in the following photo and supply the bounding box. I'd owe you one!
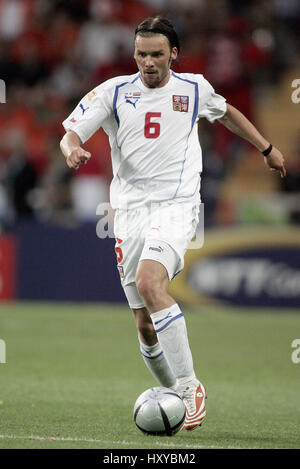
[113,198,200,309]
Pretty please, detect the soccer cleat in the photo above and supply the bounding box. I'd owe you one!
[178,381,207,431]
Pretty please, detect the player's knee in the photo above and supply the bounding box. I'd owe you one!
[136,273,160,305]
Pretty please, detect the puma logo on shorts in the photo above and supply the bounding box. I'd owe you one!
[149,246,163,253]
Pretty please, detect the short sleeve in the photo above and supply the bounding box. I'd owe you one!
[62,82,113,144]
[197,76,227,123]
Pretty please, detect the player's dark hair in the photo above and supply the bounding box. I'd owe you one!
[135,17,180,54]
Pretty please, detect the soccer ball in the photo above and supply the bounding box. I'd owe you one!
[133,387,186,436]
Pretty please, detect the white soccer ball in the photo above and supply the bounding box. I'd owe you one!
[133,387,186,436]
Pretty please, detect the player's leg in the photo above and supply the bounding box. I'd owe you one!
[114,202,206,428]
[136,258,196,382]
[136,248,206,430]
[131,304,176,389]
[132,305,157,346]
[114,207,176,390]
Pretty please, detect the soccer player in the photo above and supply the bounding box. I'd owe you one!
[60,17,286,431]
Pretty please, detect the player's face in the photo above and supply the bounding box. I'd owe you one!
[134,34,178,88]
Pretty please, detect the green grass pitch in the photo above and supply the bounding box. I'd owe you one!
[0,302,299,449]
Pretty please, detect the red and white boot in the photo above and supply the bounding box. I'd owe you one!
[178,380,207,430]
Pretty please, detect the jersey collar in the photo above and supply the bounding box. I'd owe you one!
[136,71,175,93]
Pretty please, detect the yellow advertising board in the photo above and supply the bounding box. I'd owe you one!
[169,228,300,308]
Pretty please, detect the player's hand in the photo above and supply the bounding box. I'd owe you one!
[65,147,91,170]
[264,146,286,178]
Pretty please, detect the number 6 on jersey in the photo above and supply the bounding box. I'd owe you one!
[144,112,161,139]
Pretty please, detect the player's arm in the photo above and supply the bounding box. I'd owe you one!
[60,130,91,170]
[218,103,286,178]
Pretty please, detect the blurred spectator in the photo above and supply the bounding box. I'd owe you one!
[76,17,131,70]
[48,47,86,99]
[0,42,20,85]
[29,136,74,225]
[205,15,270,160]
[0,0,33,41]
[1,128,37,226]
[16,40,49,87]
[93,43,137,84]
[280,138,300,224]
[89,0,122,21]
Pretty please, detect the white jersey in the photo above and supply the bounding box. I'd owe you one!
[62,71,226,209]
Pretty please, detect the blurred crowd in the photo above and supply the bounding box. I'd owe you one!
[0,0,299,229]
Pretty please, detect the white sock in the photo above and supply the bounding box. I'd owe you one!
[150,303,195,382]
[139,338,176,389]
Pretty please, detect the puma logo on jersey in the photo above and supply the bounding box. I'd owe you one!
[79,103,89,114]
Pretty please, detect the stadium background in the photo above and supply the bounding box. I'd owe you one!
[0,0,300,451]
[0,0,299,307]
